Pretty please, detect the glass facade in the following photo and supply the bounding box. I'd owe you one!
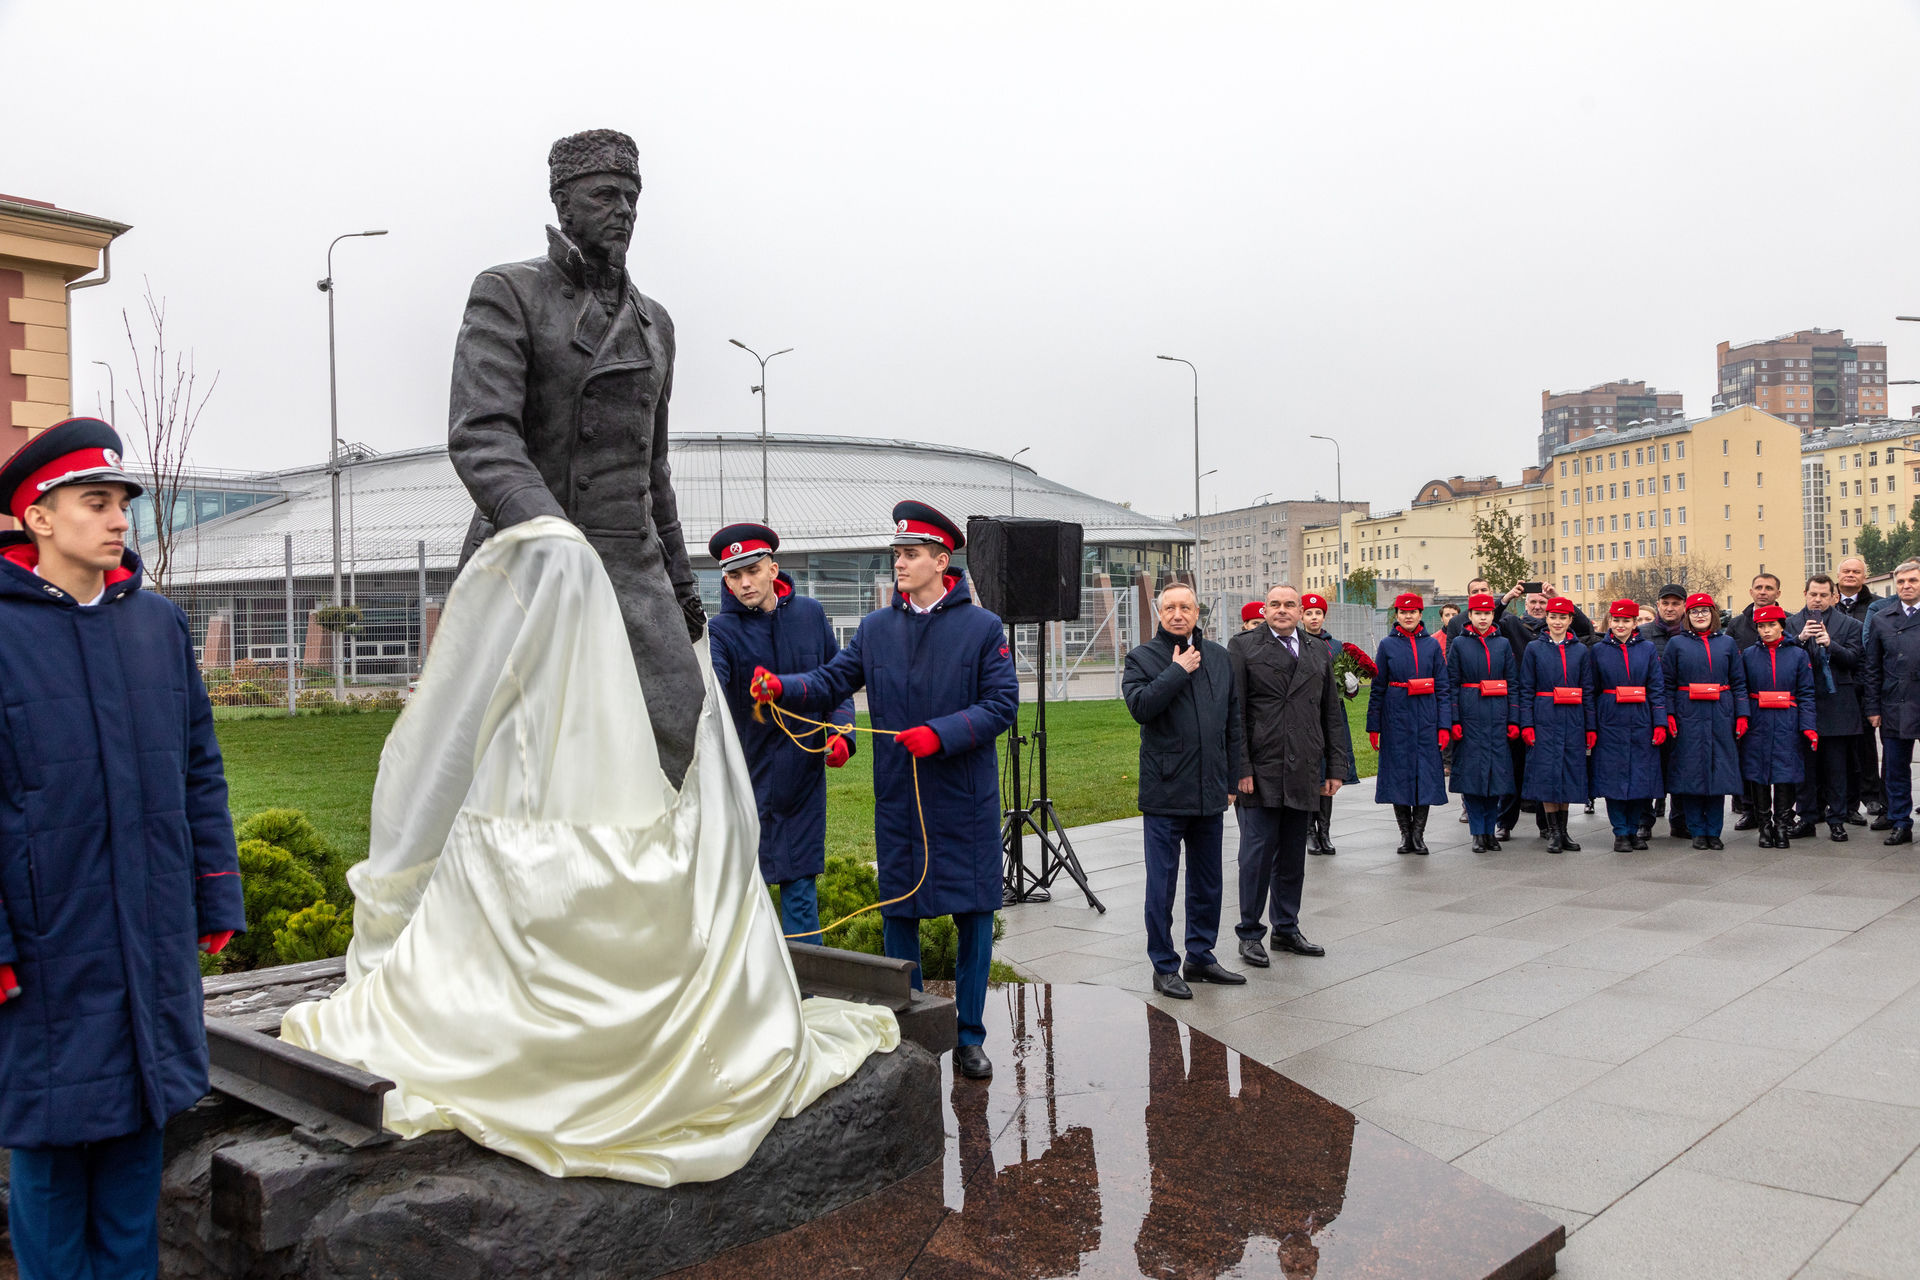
[129,485,279,545]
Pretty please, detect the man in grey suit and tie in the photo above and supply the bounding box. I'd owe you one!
[1863,560,1920,846]
[1228,584,1353,964]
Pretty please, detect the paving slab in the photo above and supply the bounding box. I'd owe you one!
[1679,1088,1920,1204]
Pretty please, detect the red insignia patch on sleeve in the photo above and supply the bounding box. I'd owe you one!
[999,645,1011,657]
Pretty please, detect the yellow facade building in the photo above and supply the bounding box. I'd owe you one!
[0,194,129,461]
[1798,419,1920,577]
[1546,405,1804,615]
[1300,472,1556,603]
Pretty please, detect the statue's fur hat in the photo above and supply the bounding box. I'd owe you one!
[548,130,641,193]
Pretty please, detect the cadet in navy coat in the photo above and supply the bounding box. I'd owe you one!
[1740,605,1819,849]
[1590,600,1669,851]
[753,502,1017,1082]
[1516,597,1594,853]
[1662,594,1751,849]
[1446,594,1518,852]
[1299,593,1359,855]
[0,420,247,1280]
[1367,593,1453,855]
[706,524,857,943]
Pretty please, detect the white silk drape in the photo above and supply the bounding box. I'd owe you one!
[280,518,897,1185]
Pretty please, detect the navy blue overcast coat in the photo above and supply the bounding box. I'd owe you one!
[774,574,1018,919]
[1367,625,1452,806]
[0,536,246,1148]
[1662,630,1749,796]
[1588,630,1667,801]
[1445,626,1518,798]
[707,573,857,886]
[1740,640,1817,784]
[1516,633,1594,803]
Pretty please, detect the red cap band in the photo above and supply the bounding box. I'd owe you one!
[891,518,954,550]
[1685,593,1716,611]
[1609,599,1640,619]
[1301,593,1327,611]
[1240,601,1265,622]
[1545,597,1575,615]
[1467,593,1497,612]
[11,447,123,522]
[1753,604,1787,623]
[1392,593,1424,611]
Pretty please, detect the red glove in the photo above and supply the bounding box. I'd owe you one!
[1667,714,1678,737]
[200,931,234,956]
[1806,730,1819,751]
[1450,724,1464,743]
[0,964,17,1003]
[1736,716,1749,739]
[825,734,852,768]
[896,725,942,758]
[749,666,782,703]
[1507,724,1519,739]
[1438,728,1450,748]
[1586,731,1597,750]
[1369,731,1380,750]
[1521,727,1536,746]
[1652,726,1667,746]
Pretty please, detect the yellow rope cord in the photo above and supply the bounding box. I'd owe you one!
[755,700,932,939]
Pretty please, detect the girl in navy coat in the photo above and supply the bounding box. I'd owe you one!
[1300,592,1359,855]
[1740,604,1819,849]
[1590,599,1669,851]
[1661,593,1750,850]
[1516,597,1594,853]
[1367,593,1453,855]
[1446,593,1518,853]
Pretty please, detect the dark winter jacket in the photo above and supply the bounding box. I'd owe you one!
[1588,630,1666,801]
[1516,633,1594,803]
[774,574,1018,918]
[0,536,246,1148]
[1661,630,1749,796]
[1366,625,1452,806]
[1725,602,1775,651]
[1637,615,1688,654]
[1863,603,1920,741]
[1492,598,1595,640]
[1445,625,1518,798]
[1123,627,1242,817]
[1781,607,1864,737]
[1834,586,1878,623]
[707,573,856,885]
[1739,639,1817,784]
[1227,626,1351,811]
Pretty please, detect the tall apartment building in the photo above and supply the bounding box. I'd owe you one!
[1799,419,1920,578]
[1716,329,1890,431]
[1538,380,1684,466]
[1548,405,1803,616]
[1185,497,1365,603]
[1300,470,1555,603]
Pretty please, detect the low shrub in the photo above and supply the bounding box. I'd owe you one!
[273,901,355,964]
[795,853,1018,982]
[229,839,327,970]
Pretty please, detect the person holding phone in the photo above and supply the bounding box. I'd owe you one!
[1367,593,1452,855]
[1591,600,1668,851]
[1516,597,1594,853]
[1446,593,1517,852]
[1662,593,1750,849]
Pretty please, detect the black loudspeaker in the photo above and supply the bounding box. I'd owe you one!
[965,517,1083,624]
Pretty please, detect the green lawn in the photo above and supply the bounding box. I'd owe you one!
[217,697,1378,868]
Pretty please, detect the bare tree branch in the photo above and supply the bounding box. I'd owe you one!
[120,278,219,592]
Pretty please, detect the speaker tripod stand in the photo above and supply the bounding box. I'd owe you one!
[1003,633,1105,912]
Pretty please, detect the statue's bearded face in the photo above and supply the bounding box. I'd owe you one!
[554,173,640,267]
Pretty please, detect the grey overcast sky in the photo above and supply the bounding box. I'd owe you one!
[6,0,1920,519]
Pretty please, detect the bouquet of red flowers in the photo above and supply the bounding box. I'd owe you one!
[1331,642,1375,699]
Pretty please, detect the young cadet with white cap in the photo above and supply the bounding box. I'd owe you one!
[706,522,857,944]
[0,418,246,1279]
[750,501,1017,1080]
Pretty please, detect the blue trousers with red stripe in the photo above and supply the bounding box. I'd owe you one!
[8,1123,164,1280]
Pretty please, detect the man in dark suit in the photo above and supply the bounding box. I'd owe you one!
[1863,560,1920,845]
[1835,556,1883,820]
[1786,573,1865,842]
[1228,585,1353,966]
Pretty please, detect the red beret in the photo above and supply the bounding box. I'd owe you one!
[1301,593,1327,611]
[1467,593,1497,612]
[1753,604,1787,624]
[1685,593,1716,611]
[1545,596,1575,615]
[1392,593,1424,611]
[1609,599,1640,619]
[1241,600,1265,622]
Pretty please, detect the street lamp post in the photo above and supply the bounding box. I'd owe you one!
[1308,434,1344,600]
[91,360,114,426]
[318,229,388,698]
[1156,355,1200,575]
[728,339,793,522]
[1010,446,1031,513]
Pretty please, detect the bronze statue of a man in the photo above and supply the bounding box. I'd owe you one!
[448,128,706,786]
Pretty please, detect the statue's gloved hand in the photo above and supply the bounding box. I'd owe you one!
[680,594,707,642]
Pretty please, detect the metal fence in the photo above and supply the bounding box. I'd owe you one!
[1007,582,1149,702]
[1198,592,1384,654]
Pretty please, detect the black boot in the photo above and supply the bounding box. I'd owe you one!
[1757,821,1776,850]
[1773,809,1792,849]
[1411,806,1431,855]
[1546,809,1565,854]
[1558,809,1582,852]
[1471,833,1488,853]
[1319,795,1338,855]
[1394,805,1415,855]
[1306,813,1328,856]
[1613,834,1633,852]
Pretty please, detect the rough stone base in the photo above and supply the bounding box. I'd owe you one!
[160,1042,941,1280]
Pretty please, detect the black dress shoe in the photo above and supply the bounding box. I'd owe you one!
[1867,799,1887,816]
[1846,810,1868,827]
[1886,827,1914,846]
[1613,836,1632,852]
[1183,960,1247,986]
[1152,971,1193,999]
[1271,929,1326,957]
[1787,820,1817,840]
[1734,813,1759,832]
[1471,834,1488,853]
[954,1045,993,1079]
[1238,938,1270,968]
[1631,834,1649,850]
[1830,823,1849,843]
[1871,816,1896,831]
[1692,835,1710,849]
[1708,837,1725,850]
